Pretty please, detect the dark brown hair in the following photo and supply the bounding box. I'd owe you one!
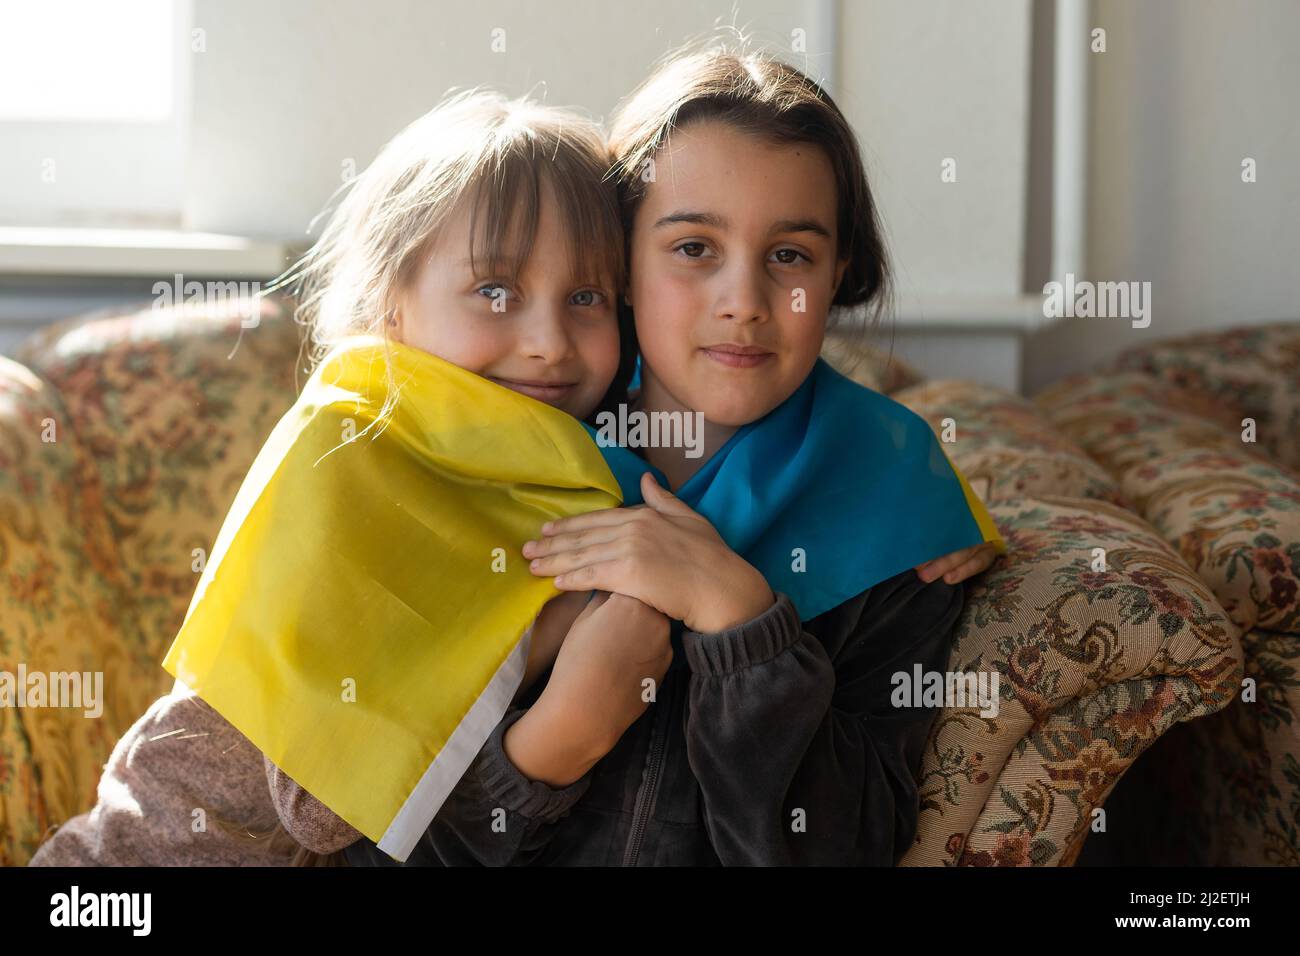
[607,43,892,333]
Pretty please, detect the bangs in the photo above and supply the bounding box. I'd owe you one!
[463,142,625,292]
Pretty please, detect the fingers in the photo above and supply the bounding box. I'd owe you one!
[551,559,621,593]
[949,545,997,582]
[541,506,642,537]
[640,472,694,516]
[916,543,999,583]
[523,526,620,560]
[916,547,973,583]
[527,537,625,577]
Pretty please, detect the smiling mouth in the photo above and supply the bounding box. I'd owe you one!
[489,376,579,404]
[700,344,774,368]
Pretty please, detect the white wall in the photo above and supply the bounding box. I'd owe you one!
[1023,0,1300,393]
[180,0,1039,385]
[183,0,1036,306]
[836,0,1032,302]
[184,0,832,238]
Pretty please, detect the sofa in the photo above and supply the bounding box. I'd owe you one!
[1,297,1293,867]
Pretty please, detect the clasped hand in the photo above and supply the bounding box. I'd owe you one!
[522,472,775,634]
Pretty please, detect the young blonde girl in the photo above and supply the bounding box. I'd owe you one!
[28,90,638,867]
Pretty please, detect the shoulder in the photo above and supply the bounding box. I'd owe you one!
[804,567,966,664]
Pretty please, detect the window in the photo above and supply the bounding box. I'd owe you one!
[0,0,191,228]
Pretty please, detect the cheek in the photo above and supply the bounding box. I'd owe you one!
[405,309,508,374]
[581,320,623,382]
[631,269,698,351]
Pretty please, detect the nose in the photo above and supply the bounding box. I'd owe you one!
[519,302,577,364]
[714,258,769,324]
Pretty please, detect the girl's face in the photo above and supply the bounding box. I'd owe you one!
[627,120,848,427]
[393,184,621,420]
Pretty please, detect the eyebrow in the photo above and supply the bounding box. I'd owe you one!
[652,210,832,239]
[456,257,521,269]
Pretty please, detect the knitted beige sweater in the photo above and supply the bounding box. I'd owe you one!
[27,683,361,866]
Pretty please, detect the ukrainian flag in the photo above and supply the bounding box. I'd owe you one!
[162,335,1003,860]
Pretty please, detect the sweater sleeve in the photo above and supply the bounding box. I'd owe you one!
[264,756,363,854]
[342,705,595,866]
[681,569,965,865]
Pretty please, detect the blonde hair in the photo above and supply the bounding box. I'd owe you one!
[268,89,630,433]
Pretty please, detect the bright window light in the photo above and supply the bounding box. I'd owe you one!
[0,0,174,122]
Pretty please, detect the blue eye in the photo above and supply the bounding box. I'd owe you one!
[476,284,512,304]
[570,289,606,307]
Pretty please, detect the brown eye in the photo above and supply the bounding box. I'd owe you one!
[771,248,809,265]
[675,242,707,258]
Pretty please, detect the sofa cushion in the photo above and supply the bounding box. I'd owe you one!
[902,493,1242,866]
[14,296,306,667]
[894,380,1126,506]
[1120,448,1300,636]
[0,355,148,865]
[1083,626,1300,865]
[1034,370,1262,475]
[1112,322,1300,471]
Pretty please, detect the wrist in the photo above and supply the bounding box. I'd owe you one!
[505,694,607,788]
[691,567,775,633]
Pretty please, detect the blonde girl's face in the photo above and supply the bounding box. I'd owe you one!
[392,186,621,420]
[627,120,848,427]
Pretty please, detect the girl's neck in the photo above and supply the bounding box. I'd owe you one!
[632,367,737,491]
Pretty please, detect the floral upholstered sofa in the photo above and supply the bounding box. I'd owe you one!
[2,298,1293,867]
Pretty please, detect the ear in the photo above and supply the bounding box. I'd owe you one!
[386,291,405,340]
[831,257,850,299]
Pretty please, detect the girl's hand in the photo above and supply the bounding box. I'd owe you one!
[522,472,774,634]
[914,543,998,585]
[514,591,672,778]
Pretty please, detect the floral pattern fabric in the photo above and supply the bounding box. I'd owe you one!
[0,298,1284,868]
[1035,344,1300,866]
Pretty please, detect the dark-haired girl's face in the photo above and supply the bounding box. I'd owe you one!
[627,120,847,427]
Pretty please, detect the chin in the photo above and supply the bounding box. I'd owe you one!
[693,392,779,428]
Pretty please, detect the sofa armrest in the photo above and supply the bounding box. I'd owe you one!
[901,494,1243,866]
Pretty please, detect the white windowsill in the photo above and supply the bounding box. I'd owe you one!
[0,227,290,278]
[863,294,1058,333]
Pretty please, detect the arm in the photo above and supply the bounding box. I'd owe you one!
[264,757,363,854]
[681,569,965,865]
[343,700,598,866]
[348,590,669,866]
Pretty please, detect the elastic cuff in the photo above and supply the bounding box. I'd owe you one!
[473,708,593,823]
[683,592,803,676]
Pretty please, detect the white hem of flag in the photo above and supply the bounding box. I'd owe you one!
[376,627,531,861]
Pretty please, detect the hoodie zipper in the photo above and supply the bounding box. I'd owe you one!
[622,670,677,866]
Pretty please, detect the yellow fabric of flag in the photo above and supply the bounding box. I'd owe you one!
[162,335,622,860]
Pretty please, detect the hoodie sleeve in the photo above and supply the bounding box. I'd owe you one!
[340,704,596,866]
[681,569,965,865]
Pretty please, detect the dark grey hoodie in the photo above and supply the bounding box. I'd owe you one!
[340,567,965,866]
